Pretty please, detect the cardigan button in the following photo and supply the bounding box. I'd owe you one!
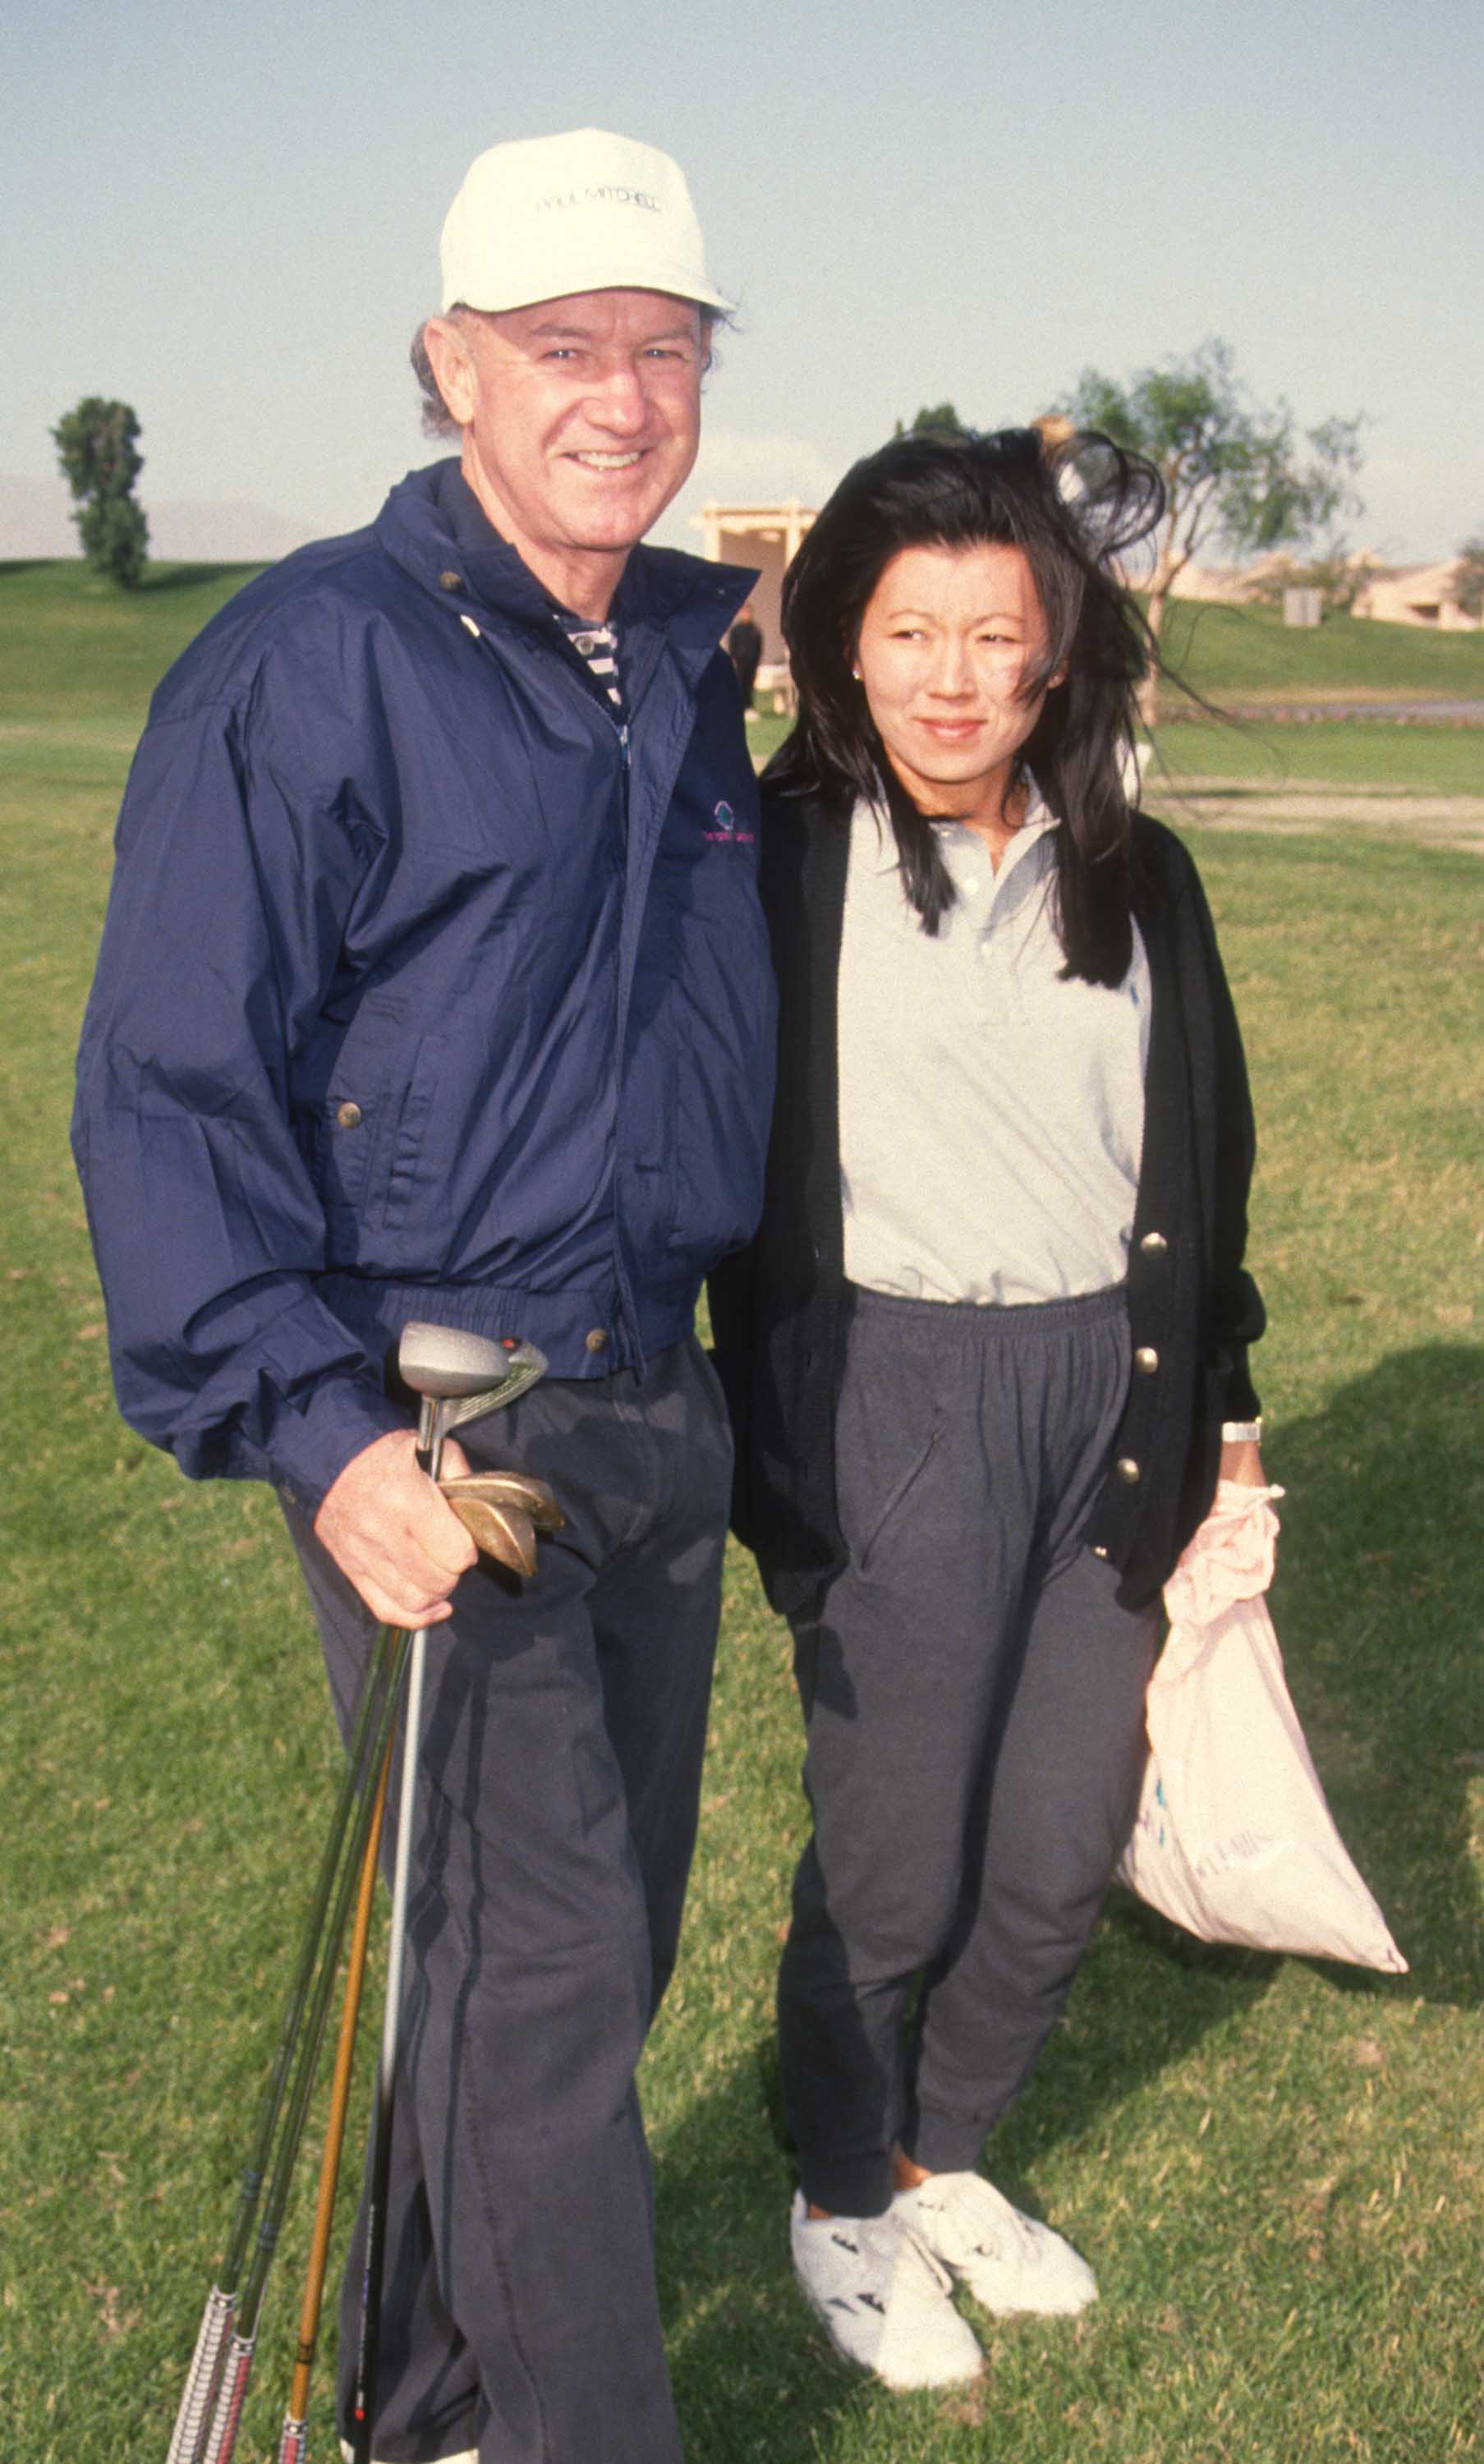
[1133,1345,1159,1375]
[584,1328,609,1354]
[1091,1544,1109,1560]
[1114,1456,1142,1485]
[334,1101,362,1129]
[1138,1230,1168,1256]
[438,568,463,591]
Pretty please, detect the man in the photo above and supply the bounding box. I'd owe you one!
[726,597,764,716]
[73,129,774,2464]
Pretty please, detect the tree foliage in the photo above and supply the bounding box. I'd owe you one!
[894,402,967,438]
[1454,533,1484,622]
[51,397,149,586]
[1058,339,1363,679]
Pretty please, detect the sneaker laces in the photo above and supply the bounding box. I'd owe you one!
[912,2177,1031,2268]
[838,2211,955,2298]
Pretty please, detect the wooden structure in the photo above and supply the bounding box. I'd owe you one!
[694,501,817,706]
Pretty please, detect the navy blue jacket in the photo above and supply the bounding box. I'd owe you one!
[74,462,776,1513]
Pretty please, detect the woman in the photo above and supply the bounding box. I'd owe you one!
[710,427,1266,2390]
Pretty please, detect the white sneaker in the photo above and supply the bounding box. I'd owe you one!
[894,2171,1098,2315]
[789,2191,984,2388]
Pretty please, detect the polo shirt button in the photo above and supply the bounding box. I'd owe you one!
[1139,1230,1168,1255]
[1091,1544,1110,1560]
[1133,1345,1159,1374]
[1114,1455,1142,1484]
[438,568,463,591]
[585,1328,609,1354]
[335,1101,362,1129]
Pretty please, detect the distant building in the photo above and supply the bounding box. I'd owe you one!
[693,501,817,706]
[1163,561,1263,605]
[1351,560,1481,631]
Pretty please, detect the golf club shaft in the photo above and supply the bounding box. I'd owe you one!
[276,1726,394,2463]
[167,1628,402,2464]
[351,1408,443,2464]
[203,1628,411,2464]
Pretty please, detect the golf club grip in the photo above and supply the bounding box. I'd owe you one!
[202,2332,255,2464]
[164,2283,235,2464]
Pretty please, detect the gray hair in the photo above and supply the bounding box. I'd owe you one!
[410,313,465,439]
[410,303,725,439]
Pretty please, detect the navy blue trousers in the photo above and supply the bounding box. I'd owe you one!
[283,1336,731,2464]
[779,1284,1159,2218]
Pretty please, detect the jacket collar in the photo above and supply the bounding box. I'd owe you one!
[373,458,756,671]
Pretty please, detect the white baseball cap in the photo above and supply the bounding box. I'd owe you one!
[439,128,733,315]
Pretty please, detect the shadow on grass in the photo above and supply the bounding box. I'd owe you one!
[1020,1342,1484,2167]
[1262,1342,1484,2007]
[659,2040,880,2464]
[140,561,261,593]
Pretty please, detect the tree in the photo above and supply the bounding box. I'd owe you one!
[1454,533,1484,622]
[1244,543,1373,617]
[51,397,149,586]
[894,402,967,438]
[1057,340,1362,719]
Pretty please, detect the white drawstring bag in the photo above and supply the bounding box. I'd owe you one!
[1114,1482,1407,1972]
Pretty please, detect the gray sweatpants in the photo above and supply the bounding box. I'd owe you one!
[283,1335,732,2464]
[778,1282,1159,2218]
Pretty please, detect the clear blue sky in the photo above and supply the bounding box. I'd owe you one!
[7,0,1481,563]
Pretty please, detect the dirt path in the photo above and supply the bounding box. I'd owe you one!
[1155,779,1484,855]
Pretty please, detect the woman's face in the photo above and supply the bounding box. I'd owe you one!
[853,540,1059,821]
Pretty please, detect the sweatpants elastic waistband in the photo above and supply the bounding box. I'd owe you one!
[843,1278,1128,1344]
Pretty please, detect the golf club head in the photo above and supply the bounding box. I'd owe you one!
[398,1322,515,1401]
[439,1470,565,1579]
[441,1338,549,1433]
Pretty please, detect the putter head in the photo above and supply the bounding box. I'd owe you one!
[398,1321,515,1401]
[441,1339,548,1433]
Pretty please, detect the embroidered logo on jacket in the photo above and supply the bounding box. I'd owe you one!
[704,799,755,845]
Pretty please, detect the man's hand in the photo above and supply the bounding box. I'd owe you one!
[315,1428,479,1627]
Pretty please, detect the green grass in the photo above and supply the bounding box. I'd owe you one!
[1160,600,1484,704]
[1149,719,1484,796]
[3,569,1484,2463]
[751,709,1482,798]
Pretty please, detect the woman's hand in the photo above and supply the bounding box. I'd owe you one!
[1218,1436,1267,1489]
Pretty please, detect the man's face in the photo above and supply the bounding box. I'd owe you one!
[430,289,705,607]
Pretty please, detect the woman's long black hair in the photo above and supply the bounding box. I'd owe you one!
[771,425,1165,986]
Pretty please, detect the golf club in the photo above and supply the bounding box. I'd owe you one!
[166,1630,404,2464]
[169,1324,553,2464]
[274,1728,395,2464]
[201,1628,412,2464]
[350,1324,549,2464]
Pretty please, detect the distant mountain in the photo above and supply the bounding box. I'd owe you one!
[0,475,317,564]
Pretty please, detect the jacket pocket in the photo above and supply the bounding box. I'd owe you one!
[375,1029,447,1232]
[307,991,410,1230]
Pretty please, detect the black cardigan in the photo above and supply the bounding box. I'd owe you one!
[709,791,1265,1619]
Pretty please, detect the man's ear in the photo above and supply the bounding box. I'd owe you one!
[421,318,476,428]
